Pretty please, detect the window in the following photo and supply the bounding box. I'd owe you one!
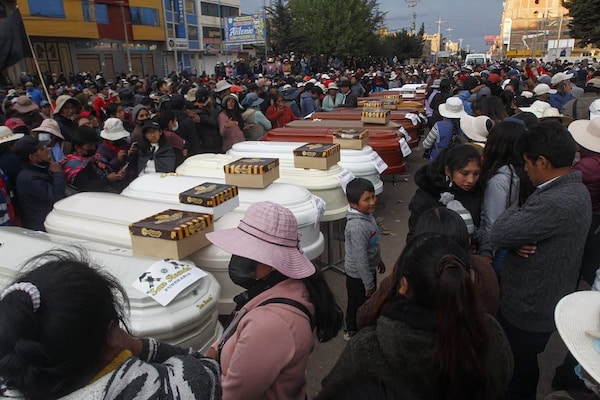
[185,0,195,14]
[187,25,198,41]
[28,0,65,18]
[130,7,160,27]
[81,1,109,24]
[166,23,186,39]
[200,2,238,17]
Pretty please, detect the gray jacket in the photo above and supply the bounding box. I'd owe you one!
[344,209,381,290]
[491,171,591,332]
[481,164,520,235]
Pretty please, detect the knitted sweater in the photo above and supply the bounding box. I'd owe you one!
[344,208,381,290]
[491,171,592,332]
[2,339,221,400]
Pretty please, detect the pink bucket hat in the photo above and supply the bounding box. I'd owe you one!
[206,202,316,279]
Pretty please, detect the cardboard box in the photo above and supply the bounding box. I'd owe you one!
[178,183,240,219]
[333,129,369,150]
[361,109,390,125]
[224,158,280,188]
[129,209,214,260]
[293,143,341,170]
[381,99,398,110]
[362,100,383,109]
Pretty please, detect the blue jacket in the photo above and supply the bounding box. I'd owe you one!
[16,163,66,231]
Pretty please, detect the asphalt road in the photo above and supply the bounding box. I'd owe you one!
[307,145,590,400]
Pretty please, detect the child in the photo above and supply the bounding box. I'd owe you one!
[344,178,385,340]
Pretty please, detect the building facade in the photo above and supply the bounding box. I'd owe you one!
[1,0,246,80]
[500,0,574,60]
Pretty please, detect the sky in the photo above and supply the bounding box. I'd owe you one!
[239,0,504,53]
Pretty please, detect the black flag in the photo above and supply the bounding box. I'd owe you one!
[0,9,32,71]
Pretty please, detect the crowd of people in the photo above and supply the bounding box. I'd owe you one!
[0,53,598,400]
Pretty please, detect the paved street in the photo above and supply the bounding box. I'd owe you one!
[307,145,588,400]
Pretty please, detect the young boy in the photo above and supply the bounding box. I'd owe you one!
[344,178,385,340]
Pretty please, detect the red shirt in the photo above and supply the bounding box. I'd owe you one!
[266,105,297,128]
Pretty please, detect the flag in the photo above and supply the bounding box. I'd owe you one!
[0,9,32,71]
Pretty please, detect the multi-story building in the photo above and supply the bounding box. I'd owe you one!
[500,0,578,60]
[1,0,246,80]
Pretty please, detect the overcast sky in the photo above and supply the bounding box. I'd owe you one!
[239,0,504,53]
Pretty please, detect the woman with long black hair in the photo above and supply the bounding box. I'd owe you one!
[321,233,513,400]
[480,120,533,275]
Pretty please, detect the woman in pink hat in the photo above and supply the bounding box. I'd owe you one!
[206,201,343,400]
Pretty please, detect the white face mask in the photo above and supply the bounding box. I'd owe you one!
[38,133,51,143]
[172,121,179,131]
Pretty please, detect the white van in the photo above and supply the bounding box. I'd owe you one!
[465,53,491,66]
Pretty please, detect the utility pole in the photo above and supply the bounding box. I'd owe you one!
[435,18,443,64]
[405,0,419,35]
[119,2,132,75]
[445,27,453,52]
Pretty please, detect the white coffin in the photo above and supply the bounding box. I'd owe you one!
[45,191,324,314]
[176,153,348,222]
[0,227,221,353]
[228,141,384,195]
[121,173,324,259]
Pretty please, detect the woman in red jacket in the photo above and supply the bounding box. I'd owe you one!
[266,95,298,128]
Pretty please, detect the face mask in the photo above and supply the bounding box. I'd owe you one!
[38,133,51,144]
[172,121,179,131]
[228,255,258,289]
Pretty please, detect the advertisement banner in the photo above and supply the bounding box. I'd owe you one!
[224,14,266,45]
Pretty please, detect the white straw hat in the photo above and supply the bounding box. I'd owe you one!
[568,118,600,153]
[555,291,600,384]
[460,115,492,142]
[438,97,467,119]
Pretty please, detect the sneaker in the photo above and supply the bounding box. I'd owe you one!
[343,331,356,342]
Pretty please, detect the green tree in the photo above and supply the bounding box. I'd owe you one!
[562,0,600,46]
[266,0,305,54]
[288,0,385,57]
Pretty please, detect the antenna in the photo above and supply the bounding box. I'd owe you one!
[405,0,420,35]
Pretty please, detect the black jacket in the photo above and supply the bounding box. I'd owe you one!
[16,163,66,231]
[407,164,483,243]
[137,142,176,174]
[197,107,223,153]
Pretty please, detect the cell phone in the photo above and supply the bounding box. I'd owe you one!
[119,162,129,173]
[130,142,138,148]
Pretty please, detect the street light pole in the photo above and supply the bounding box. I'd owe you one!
[119,2,132,75]
[435,18,443,64]
[171,0,179,76]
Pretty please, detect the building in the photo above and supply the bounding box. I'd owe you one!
[1,0,246,80]
[500,0,579,60]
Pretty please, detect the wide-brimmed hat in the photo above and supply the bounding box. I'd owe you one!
[206,201,316,279]
[222,94,240,108]
[540,107,574,126]
[568,118,600,153]
[519,100,552,118]
[555,291,600,384]
[185,88,197,102]
[241,92,264,108]
[460,115,492,142]
[215,80,233,93]
[14,95,39,114]
[390,72,398,81]
[439,97,467,119]
[100,118,130,141]
[590,99,600,120]
[327,82,339,91]
[534,83,557,96]
[53,95,80,115]
[31,118,64,140]
[282,87,300,100]
[0,126,23,145]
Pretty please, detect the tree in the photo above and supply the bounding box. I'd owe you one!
[288,0,386,57]
[562,0,600,46]
[266,0,305,55]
